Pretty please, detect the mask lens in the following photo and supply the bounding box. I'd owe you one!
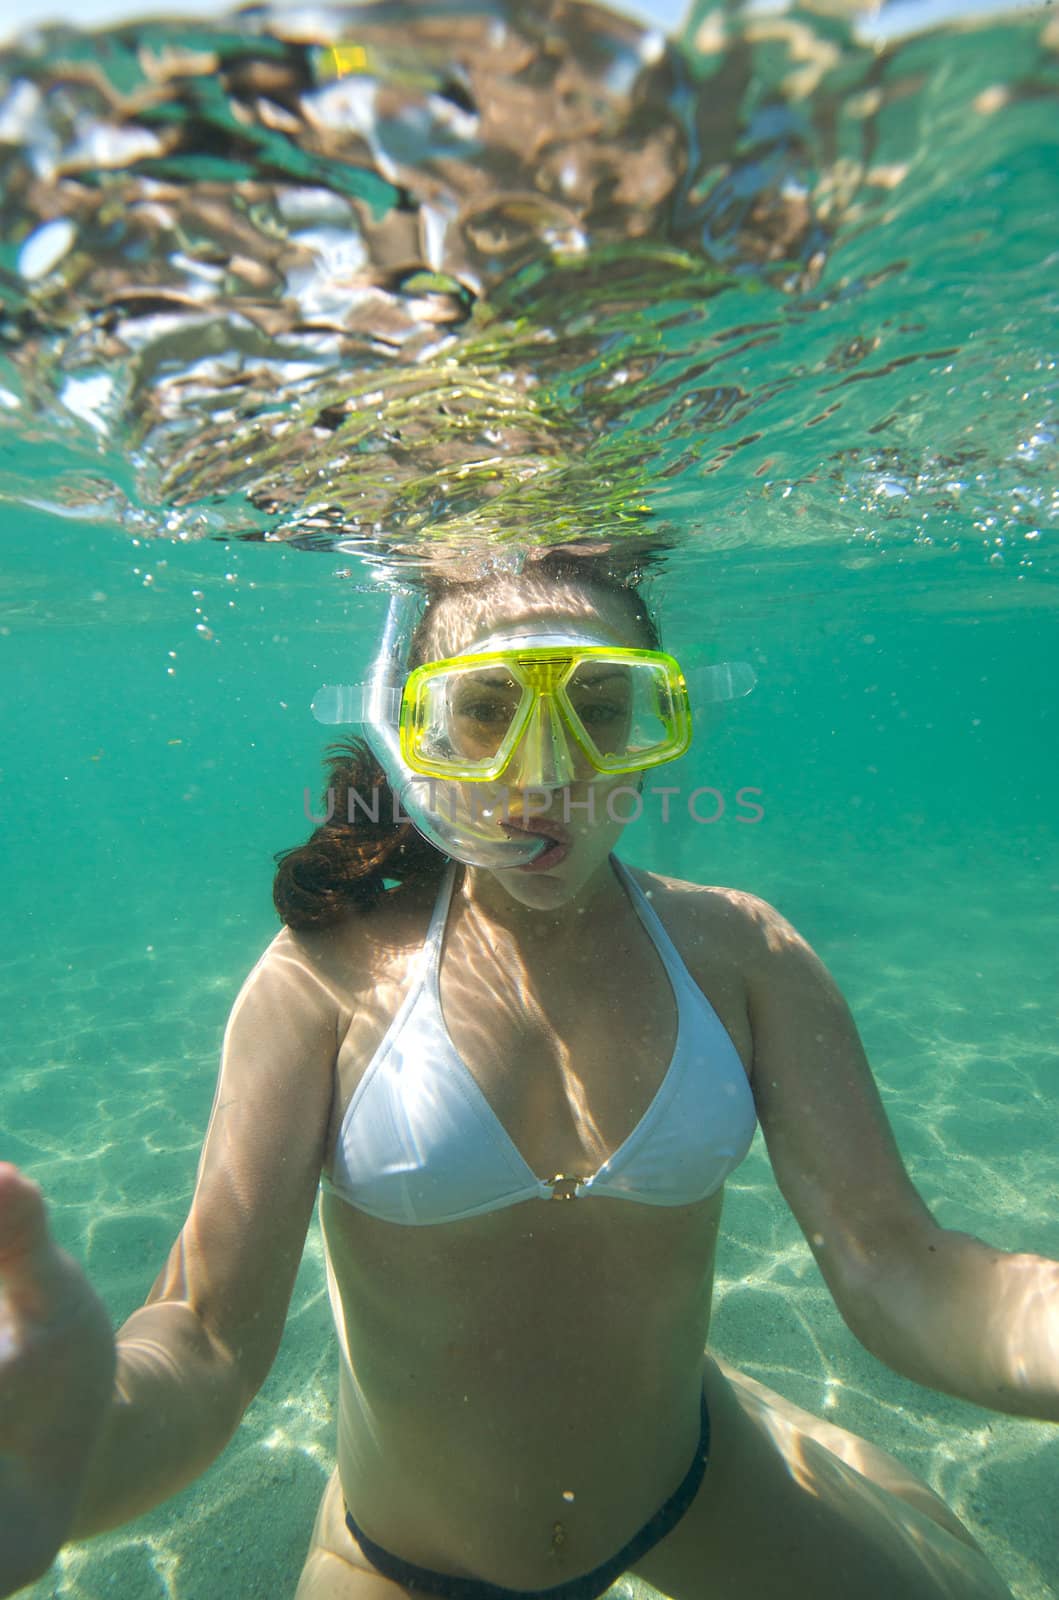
[565,658,676,764]
[407,662,528,774]
[565,662,633,759]
[447,666,523,760]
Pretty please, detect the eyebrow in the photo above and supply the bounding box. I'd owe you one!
[452,667,631,691]
[571,670,631,688]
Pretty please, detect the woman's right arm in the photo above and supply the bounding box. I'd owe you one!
[71,928,338,1536]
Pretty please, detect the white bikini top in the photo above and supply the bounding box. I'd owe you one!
[322,858,757,1225]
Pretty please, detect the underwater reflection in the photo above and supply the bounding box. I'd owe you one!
[3,0,1053,569]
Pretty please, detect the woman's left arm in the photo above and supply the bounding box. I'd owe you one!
[741,899,1059,1423]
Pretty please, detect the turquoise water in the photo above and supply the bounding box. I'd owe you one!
[1,0,1057,1596]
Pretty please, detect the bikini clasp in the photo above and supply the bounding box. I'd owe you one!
[546,1173,585,1201]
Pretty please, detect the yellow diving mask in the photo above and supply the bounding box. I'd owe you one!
[398,636,693,783]
[311,597,753,868]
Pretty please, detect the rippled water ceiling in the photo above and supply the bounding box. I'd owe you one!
[0,0,1055,578]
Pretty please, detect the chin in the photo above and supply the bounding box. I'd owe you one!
[493,869,579,909]
[491,835,620,909]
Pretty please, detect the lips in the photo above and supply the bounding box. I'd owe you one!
[501,815,572,848]
[500,813,573,871]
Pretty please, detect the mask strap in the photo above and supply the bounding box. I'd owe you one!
[311,683,400,725]
[312,658,757,725]
[685,661,756,703]
[312,591,411,726]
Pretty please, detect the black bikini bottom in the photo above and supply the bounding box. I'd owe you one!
[344,1391,710,1600]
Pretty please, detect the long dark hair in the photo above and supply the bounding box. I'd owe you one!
[273,548,663,930]
[273,736,445,927]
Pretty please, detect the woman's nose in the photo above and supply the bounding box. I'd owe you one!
[507,698,578,789]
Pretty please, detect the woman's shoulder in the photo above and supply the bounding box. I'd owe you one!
[254,881,439,1005]
[623,864,801,974]
[623,861,779,924]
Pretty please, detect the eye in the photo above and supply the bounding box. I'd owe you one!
[458,699,513,726]
[575,701,626,727]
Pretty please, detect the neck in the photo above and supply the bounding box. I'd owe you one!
[456,853,625,952]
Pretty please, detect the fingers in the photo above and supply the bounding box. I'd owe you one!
[0,1164,64,1322]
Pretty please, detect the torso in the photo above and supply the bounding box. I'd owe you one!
[307,862,756,1587]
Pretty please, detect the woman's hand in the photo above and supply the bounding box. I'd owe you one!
[0,1163,115,1596]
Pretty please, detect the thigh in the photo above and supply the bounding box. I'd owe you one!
[295,1469,413,1600]
[710,1356,979,1546]
[630,1358,1012,1600]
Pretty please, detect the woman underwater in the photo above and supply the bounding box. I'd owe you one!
[1,551,1057,1600]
